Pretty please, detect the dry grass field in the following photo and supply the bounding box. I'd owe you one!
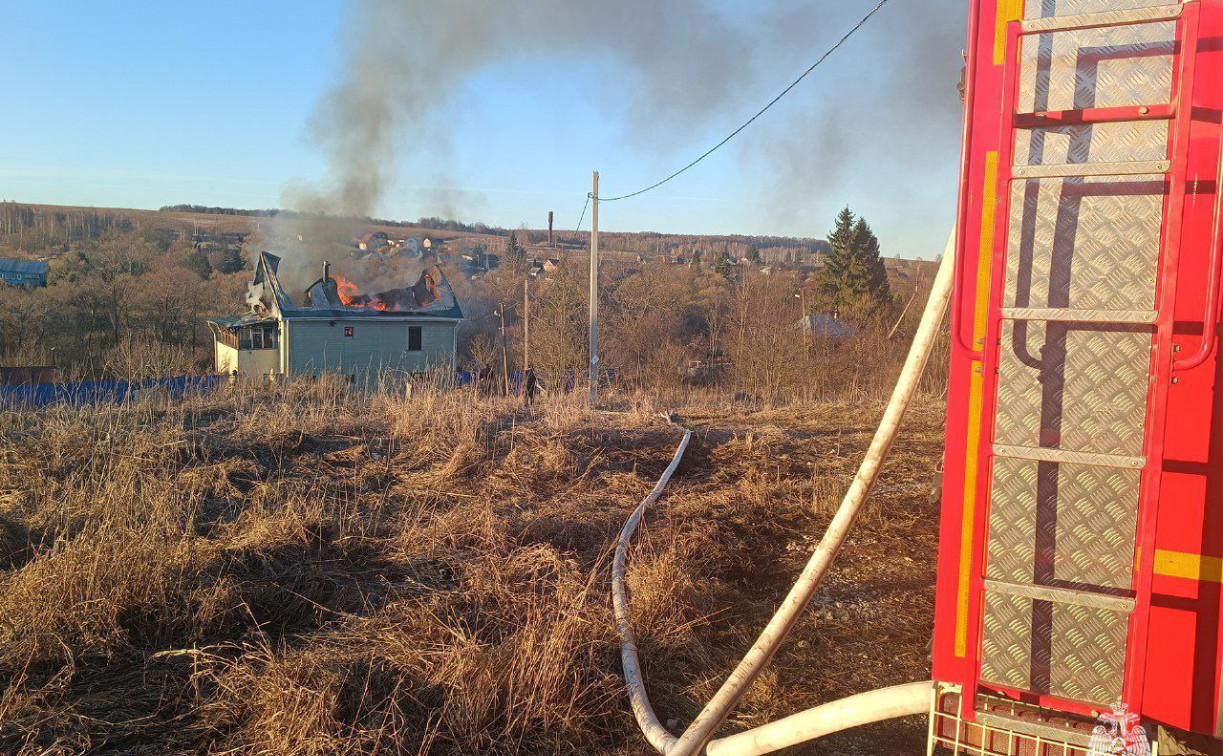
[0,382,945,755]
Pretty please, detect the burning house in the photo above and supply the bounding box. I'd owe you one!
[357,231,388,251]
[207,252,462,382]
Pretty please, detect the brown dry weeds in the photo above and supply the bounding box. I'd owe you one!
[0,381,944,755]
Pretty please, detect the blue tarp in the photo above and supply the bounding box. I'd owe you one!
[0,375,226,409]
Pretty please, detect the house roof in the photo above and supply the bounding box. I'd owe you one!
[238,251,463,321]
[0,259,49,276]
[208,313,279,329]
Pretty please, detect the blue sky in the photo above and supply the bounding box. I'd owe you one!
[1,1,965,258]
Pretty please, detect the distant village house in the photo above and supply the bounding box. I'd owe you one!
[396,236,435,256]
[0,259,48,288]
[357,231,389,251]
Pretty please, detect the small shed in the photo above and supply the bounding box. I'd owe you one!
[799,314,855,339]
[0,259,49,288]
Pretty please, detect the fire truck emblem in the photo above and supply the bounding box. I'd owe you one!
[1087,702,1149,756]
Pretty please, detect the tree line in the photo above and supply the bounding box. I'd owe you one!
[458,207,933,403]
[0,232,247,379]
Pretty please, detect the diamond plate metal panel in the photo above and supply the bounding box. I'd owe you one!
[1014,160,1168,178]
[982,591,1034,692]
[987,457,1139,589]
[1023,0,1179,18]
[1016,20,1175,114]
[995,321,1152,456]
[1003,176,1163,312]
[981,590,1129,705]
[1014,121,1169,167]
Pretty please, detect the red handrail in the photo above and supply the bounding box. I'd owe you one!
[1173,129,1223,372]
[950,0,985,363]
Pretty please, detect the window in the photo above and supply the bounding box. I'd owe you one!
[408,326,423,351]
[234,324,278,350]
[344,326,354,339]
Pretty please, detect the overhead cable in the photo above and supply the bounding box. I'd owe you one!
[574,192,592,231]
[598,0,894,203]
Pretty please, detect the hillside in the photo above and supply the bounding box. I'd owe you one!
[0,201,941,401]
[0,201,938,273]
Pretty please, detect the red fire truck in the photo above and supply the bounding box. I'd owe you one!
[931,0,1223,752]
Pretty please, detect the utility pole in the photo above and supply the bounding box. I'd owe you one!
[796,288,808,345]
[589,171,599,405]
[523,278,531,372]
[498,301,510,397]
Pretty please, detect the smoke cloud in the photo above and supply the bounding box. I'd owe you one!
[291,0,767,218]
[751,0,965,242]
[287,0,966,260]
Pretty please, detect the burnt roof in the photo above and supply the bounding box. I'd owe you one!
[300,267,462,319]
[236,251,463,321]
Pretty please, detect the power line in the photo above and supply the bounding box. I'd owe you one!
[574,191,591,231]
[599,0,893,203]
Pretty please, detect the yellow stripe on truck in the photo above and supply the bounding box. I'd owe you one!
[994,0,1025,65]
[1154,549,1223,583]
[955,152,1000,657]
[954,368,985,658]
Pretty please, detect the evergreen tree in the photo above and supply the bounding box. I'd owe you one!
[812,207,892,318]
[185,250,212,280]
[712,252,731,279]
[744,244,761,264]
[219,248,247,274]
[691,249,702,268]
[471,244,488,268]
[506,231,526,271]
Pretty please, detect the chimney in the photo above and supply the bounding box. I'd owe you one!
[547,211,554,246]
[322,260,331,282]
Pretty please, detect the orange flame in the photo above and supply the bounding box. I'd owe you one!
[332,274,359,305]
[331,274,387,310]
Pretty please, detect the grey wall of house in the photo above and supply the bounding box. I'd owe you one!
[281,318,458,382]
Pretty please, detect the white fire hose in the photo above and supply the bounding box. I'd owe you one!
[613,232,956,756]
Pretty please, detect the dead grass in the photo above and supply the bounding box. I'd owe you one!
[0,380,944,755]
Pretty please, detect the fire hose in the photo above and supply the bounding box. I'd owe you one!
[613,231,956,756]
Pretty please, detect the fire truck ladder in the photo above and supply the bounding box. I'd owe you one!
[961,1,1207,723]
